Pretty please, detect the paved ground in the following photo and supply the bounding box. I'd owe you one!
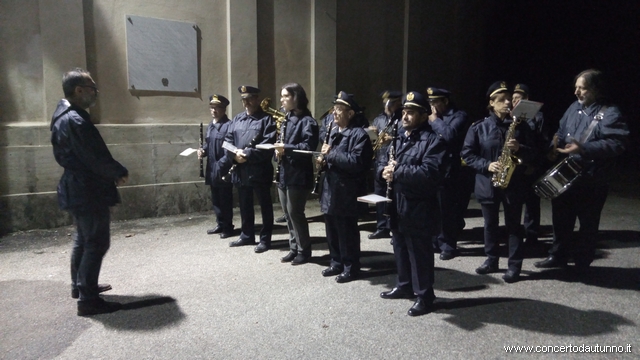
[1,188,638,359]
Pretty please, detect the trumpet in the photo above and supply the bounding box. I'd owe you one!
[372,115,399,154]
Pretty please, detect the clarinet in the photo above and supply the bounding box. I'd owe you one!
[273,115,287,184]
[311,122,333,195]
[222,135,260,182]
[199,122,205,178]
[383,119,399,217]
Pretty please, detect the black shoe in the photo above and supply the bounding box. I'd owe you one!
[207,225,223,235]
[502,270,520,283]
[322,266,343,277]
[229,238,257,247]
[335,271,357,283]
[475,260,499,275]
[219,231,233,239]
[281,250,297,263]
[72,284,112,299]
[275,215,287,223]
[77,298,122,316]
[380,287,415,299]
[291,254,310,265]
[368,230,391,239]
[407,297,433,317]
[534,255,567,268]
[254,243,270,253]
[439,251,456,261]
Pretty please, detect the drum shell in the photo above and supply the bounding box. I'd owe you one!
[533,157,582,199]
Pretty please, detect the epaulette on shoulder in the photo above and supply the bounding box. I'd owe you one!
[471,118,486,127]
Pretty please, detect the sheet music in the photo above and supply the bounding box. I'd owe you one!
[293,150,318,155]
[222,141,238,152]
[357,194,392,204]
[256,143,275,150]
[512,99,543,120]
[179,148,198,156]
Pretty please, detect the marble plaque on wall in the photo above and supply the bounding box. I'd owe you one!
[125,15,198,92]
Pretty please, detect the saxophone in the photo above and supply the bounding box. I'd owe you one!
[260,98,286,130]
[491,116,523,189]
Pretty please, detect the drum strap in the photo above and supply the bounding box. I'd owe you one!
[578,106,607,143]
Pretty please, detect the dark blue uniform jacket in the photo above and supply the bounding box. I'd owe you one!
[224,109,276,186]
[202,116,233,186]
[377,121,446,234]
[276,113,319,190]
[320,125,373,216]
[429,107,469,178]
[461,113,536,204]
[552,101,628,186]
[50,99,128,210]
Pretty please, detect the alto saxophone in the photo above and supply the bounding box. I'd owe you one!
[491,115,523,189]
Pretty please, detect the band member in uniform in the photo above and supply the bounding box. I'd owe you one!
[225,86,277,253]
[198,94,235,239]
[461,81,535,283]
[274,83,319,265]
[318,93,369,142]
[534,69,628,272]
[378,91,447,316]
[512,84,549,246]
[426,87,470,260]
[368,90,402,240]
[51,68,128,316]
[318,91,373,283]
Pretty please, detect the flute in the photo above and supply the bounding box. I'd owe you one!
[199,122,204,178]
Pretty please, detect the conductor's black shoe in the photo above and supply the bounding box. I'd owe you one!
[502,270,520,283]
[219,231,233,239]
[207,225,223,235]
[407,297,433,317]
[322,266,343,277]
[439,251,456,261]
[534,255,567,268]
[77,298,122,316]
[335,271,357,283]
[368,230,391,239]
[72,284,112,299]
[281,250,297,263]
[254,243,270,253]
[275,215,287,223]
[475,260,499,275]
[291,254,310,265]
[380,287,415,299]
[229,238,256,247]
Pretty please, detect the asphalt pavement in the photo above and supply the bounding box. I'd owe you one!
[1,189,638,359]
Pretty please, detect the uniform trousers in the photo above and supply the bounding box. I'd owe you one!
[70,206,111,301]
[278,186,311,255]
[480,199,524,271]
[392,228,435,301]
[324,214,360,273]
[550,183,608,265]
[435,179,459,253]
[237,185,273,245]
[373,174,390,232]
[523,184,541,242]
[210,184,233,233]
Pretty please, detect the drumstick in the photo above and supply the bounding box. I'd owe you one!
[547,134,559,161]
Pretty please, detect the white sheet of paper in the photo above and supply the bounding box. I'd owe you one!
[179,148,197,156]
[256,143,275,150]
[222,141,238,152]
[292,150,315,154]
[512,99,543,120]
[357,194,392,204]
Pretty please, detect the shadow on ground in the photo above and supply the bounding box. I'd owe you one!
[434,297,635,335]
[97,294,186,331]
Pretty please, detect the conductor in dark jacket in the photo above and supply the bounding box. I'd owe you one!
[318,91,373,283]
[225,86,277,253]
[198,94,234,238]
[50,68,128,316]
[378,91,447,316]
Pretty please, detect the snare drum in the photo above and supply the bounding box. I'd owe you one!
[533,157,582,199]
